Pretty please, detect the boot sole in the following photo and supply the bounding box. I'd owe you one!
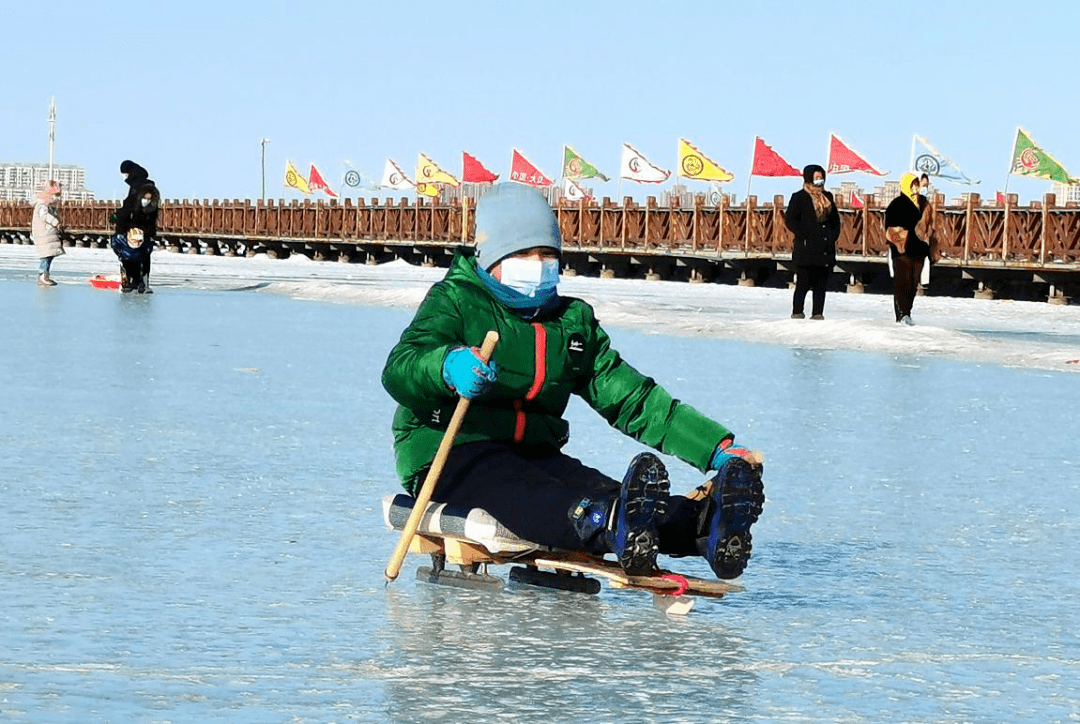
[708,459,765,579]
[617,452,670,575]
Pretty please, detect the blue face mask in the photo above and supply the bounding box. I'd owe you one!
[498,258,560,299]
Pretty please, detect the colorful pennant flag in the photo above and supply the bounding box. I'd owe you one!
[342,166,380,191]
[1009,127,1078,185]
[850,190,864,209]
[911,135,977,185]
[827,133,887,176]
[380,159,414,190]
[996,191,1007,205]
[563,146,609,181]
[620,143,670,183]
[462,152,499,183]
[416,153,460,188]
[308,163,337,197]
[509,149,554,187]
[284,160,311,194]
[416,183,440,197]
[562,177,590,202]
[678,138,734,182]
[750,136,800,177]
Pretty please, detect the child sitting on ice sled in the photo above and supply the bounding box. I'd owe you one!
[381,183,765,579]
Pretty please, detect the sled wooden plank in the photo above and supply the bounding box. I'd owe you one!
[530,554,742,598]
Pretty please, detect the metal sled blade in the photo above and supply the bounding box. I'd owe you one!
[508,565,602,595]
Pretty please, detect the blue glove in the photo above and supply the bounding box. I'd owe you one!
[442,346,498,399]
[709,439,761,470]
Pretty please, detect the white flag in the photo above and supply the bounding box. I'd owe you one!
[380,158,414,190]
[911,135,978,185]
[620,143,670,183]
[562,177,589,202]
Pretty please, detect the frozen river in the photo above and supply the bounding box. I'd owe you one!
[1,247,1078,722]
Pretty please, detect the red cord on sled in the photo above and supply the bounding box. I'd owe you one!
[659,574,690,596]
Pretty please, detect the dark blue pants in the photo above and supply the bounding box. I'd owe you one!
[428,442,703,556]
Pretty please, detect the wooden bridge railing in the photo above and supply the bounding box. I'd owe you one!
[2,193,1079,268]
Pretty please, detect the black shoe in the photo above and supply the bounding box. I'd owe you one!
[791,312,805,319]
[611,453,670,575]
[810,314,825,320]
[698,458,765,579]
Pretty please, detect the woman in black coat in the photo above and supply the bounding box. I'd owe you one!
[784,164,841,319]
[112,161,161,293]
[884,173,931,325]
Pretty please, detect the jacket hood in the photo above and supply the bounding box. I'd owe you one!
[802,164,826,184]
[134,181,161,211]
[900,173,919,203]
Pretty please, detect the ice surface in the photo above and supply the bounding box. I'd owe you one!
[1,244,1078,723]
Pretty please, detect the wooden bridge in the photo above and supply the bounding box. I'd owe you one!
[2,192,1078,302]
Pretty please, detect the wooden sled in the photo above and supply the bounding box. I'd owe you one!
[383,494,742,615]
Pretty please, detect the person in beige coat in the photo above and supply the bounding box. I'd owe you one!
[32,180,64,286]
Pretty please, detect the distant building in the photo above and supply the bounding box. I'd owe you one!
[0,161,95,202]
[872,180,902,204]
[1050,182,1080,204]
[832,181,866,205]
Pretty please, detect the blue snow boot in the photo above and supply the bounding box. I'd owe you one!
[697,457,765,579]
[609,452,670,576]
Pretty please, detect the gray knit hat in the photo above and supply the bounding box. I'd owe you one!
[474,183,562,271]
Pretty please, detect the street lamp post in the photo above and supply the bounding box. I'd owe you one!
[260,138,270,201]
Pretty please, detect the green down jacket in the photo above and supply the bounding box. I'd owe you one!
[381,249,732,493]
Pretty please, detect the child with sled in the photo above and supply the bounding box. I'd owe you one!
[381,183,765,579]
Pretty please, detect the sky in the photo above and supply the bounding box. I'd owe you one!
[5,1,1080,203]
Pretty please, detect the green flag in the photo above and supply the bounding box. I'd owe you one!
[1010,128,1078,184]
[563,145,610,182]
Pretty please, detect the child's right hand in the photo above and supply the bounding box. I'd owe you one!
[441,347,498,399]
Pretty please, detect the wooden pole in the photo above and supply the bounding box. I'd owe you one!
[384,330,500,583]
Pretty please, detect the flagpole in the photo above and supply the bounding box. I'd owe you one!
[47,97,56,182]
[1003,126,1019,197]
[910,134,917,174]
[745,136,756,204]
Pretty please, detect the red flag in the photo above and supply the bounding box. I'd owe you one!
[850,190,864,209]
[827,134,887,176]
[308,164,337,197]
[509,149,554,187]
[462,152,499,183]
[750,136,801,177]
[996,191,1006,205]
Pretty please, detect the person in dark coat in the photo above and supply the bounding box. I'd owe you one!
[884,173,932,325]
[111,160,160,293]
[119,160,150,196]
[784,164,841,319]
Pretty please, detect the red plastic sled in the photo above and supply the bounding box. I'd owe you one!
[89,275,121,290]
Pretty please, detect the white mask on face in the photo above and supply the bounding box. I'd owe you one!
[498,257,560,298]
[140,198,151,208]
[813,179,825,187]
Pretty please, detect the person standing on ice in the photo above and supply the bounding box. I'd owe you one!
[31,180,64,286]
[381,183,765,580]
[885,173,933,325]
[784,164,840,320]
[110,160,160,293]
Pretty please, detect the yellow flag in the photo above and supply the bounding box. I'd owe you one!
[416,152,460,187]
[416,182,440,197]
[284,160,311,193]
[677,138,734,182]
